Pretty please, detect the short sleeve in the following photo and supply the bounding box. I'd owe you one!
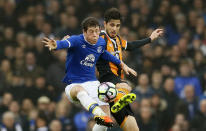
[120,37,127,50]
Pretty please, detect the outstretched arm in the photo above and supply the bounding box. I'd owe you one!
[42,36,76,51]
[101,51,137,76]
[126,28,164,51]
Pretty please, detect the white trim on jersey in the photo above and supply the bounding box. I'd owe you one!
[101,30,127,50]
[65,39,71,48]
[124,40,127,50]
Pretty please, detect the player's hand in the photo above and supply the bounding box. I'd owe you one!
[62,35,70,40]
[42,37,57,51]
[120,61,137,76]
[150,29,164,42]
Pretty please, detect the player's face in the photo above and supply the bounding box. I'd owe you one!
[104,19,121,38]
[84,26,100,44]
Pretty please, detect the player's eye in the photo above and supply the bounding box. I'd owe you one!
[95,29,100,33]
[89,30,94,33]
[110,23,115,27]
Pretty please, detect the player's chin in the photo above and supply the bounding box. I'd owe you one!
[110,33,116,38]
[91,40,98,44]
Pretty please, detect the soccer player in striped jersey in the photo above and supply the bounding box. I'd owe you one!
[96,8,164,131]
[42,17,137,130]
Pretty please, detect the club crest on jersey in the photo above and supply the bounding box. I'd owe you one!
[82,44,86,48]
[80,54,95,67]
[97,46,103,53]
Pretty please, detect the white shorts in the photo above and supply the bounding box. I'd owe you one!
[65,81,108,106]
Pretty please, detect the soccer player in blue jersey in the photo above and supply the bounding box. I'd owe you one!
[42,17,137,130]
[62,9,163,131]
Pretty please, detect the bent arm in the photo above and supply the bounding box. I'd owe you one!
[100,50,121,65]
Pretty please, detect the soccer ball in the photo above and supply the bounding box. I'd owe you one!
[98,82,117,103]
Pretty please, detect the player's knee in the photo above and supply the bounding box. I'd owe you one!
[116,83,132,92]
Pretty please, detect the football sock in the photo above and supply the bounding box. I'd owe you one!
[92,124,107,131]
[114,88,129,103]
[77,91,105,116]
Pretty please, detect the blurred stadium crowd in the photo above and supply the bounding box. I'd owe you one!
[0,0,206,131]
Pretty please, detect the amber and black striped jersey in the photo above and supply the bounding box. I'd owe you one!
[96,31,127,79]
[96,30,151,80]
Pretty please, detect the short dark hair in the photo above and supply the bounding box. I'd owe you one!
[104,8,121,23]
[81,17,100,31]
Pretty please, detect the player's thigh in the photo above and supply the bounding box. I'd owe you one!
[121,115,139,131]
[78,81,109,107]
[68,85,85,100]
[99,105,110,116]
[116,82,132,92]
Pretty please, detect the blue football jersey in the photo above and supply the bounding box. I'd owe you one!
[56,34,121,84]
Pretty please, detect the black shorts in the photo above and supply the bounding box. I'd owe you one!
[99,73,134,125]
[99,73,127,85]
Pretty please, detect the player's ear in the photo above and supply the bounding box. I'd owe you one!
[104,21,107,27]
[83,29,86,34]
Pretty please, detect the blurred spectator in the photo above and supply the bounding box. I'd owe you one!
[3,45,15,63]
[0,59,13,89]
[151,71,163,93]
[28,109,38,131]
[46,50,67,96]
[2,27,16,46]
[34,36,52,69]
[0,92,13,116]
[152,45,167,70]
[74,110,93,131]
[133,73,154,100]
[177,37,190,58]
[168,45,181,73]
[21,98,34,116]
[36,111,49,131]
[49,119,62,131]
[171,113,189,131]
[9,101,21,123]
[161,77,179,130]
[176,85,199,120]
[7,75,25,102]
[191,99,206,131]
[174,60,202,98]
[22,52,44,79]
[23,76,50,104]
[39,22,55,39]
[56,15,80,38]
[151,94,167,131]
[13,47,25,75]
[171,124,181,131]
[37,96,50,112]
[137,107,158,131]
[55,101,76,131]
[0,111,23,131]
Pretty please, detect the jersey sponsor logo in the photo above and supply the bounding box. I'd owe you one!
[80,54,95,67]
[97,46,103,53]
